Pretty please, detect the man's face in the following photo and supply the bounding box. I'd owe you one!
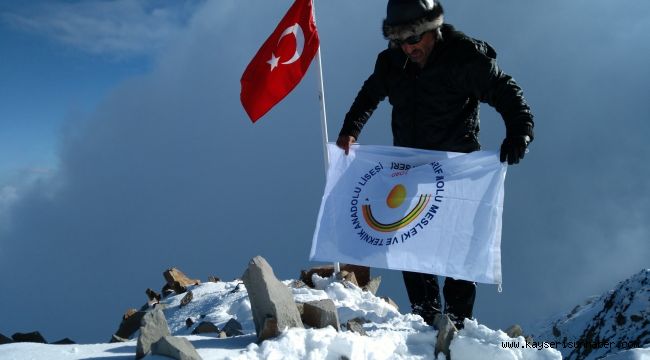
[400,31,435,67]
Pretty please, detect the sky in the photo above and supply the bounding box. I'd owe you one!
[1,0,649,344]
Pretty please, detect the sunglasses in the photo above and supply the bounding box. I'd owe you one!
[393,32,426,46]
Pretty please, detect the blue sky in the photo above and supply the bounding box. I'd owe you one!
[1,0,649,344]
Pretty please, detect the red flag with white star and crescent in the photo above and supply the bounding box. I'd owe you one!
[240,0,320,122]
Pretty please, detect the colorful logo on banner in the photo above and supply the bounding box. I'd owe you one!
[350,161,446,247]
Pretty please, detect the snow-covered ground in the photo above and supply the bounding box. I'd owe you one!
[0,274,646,360]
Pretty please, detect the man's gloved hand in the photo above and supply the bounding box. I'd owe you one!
[500,135,531,165]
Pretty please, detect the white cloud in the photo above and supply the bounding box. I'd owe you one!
[1,0,201,57]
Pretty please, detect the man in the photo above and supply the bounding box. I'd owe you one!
[336,0,534,329]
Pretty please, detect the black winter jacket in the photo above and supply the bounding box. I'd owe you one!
[339,24,534,153]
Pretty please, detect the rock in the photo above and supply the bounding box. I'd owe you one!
[162,283,175,298]
[146,288,161,303]
[151,335,202,360]
[207,276,220,283]
[113,309,146,340]
[552,324,561,337]
[258,316,280,341]
[300,264,370,288]
[186,318,195,328]
[345,319,367,336]
[0,333,13,345]
[110,334,129,343]
[180,291,193,307]
[136,308,171,359]
[433,314,457,359]
[362,276,382,295]
[123,308,138,320]
[164,268,200,288]
[191,321,219,335]
[222,318,244,337]
[289,280,307,289]
[242,256,303,341]
[381,296,399,311]
[505,324,523,338]
[343,272,359,287]
[171,281,188,295]
[11,331,47,343]
[52,338,76,345]
[302,299,340,331]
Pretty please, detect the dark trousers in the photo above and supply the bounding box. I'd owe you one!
[402,271,476,327]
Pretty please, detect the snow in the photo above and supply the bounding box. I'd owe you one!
[0,274,568,360]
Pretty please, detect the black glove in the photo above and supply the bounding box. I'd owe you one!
[500,135,530,165]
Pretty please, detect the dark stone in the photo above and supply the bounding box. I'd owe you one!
[222,318,244,337]
[110,334,129,343]
[616,313,626,326]
[52,338,76,345]
[113,309,146,340]
[552,324,561,337]
[186,318,195,328]
[208,276,220,283]
[171,281,187,295]
[0,333,13,345]
[11,331,47,343]
[191,321,219,335]
[180,291,193,307]
[162,283,175,298]
[631,314,643,322]
[146,288,161,302]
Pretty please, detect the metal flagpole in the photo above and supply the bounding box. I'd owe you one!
[312,1,341,275]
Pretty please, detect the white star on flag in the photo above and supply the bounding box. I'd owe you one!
[267,53,280,71]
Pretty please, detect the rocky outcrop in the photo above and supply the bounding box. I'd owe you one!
[242,256,303,341]
[531,269,650,360]
[11,331,47,343]
[0,333,13,345]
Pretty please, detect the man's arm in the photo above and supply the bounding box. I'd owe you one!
[337,51,391,153]
[454,44,534,164]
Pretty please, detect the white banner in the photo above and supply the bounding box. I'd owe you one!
[310,144,507,284]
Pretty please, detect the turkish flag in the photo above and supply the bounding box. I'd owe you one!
[240,0,320,122]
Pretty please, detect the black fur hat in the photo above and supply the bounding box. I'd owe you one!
[382,0,444,41]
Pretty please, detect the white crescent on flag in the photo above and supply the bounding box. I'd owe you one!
[267,23,305,71]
